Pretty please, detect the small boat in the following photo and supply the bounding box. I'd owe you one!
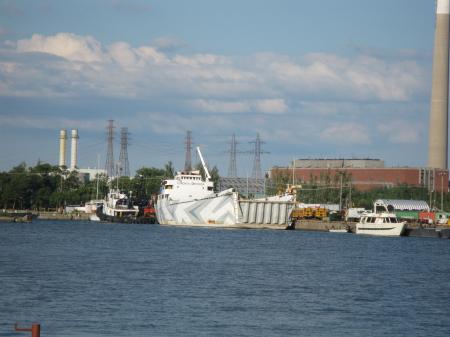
[89,214,101,222]
[329,228,349,233]
[96,189,139,222]
[356,212,405,237]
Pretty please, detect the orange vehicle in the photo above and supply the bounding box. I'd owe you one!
[419,212,435,224]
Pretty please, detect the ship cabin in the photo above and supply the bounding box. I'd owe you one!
[159,170,214,202]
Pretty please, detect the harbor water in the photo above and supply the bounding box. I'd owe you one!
[1,220,449,337]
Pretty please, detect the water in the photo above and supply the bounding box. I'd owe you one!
[1,221,449,337]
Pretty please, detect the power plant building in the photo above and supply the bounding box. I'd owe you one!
[270,159,448,193]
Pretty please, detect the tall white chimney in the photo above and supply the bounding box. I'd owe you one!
[428,0,450,169]
[70,129,79,169]
[59,129,67,167]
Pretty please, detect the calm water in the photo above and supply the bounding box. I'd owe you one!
[1,220,449,337]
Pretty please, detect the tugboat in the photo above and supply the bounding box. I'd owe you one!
[96,189,139,223]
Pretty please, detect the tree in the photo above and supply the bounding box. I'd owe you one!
[164,161,175,179]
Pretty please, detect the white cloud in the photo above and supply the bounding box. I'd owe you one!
[377,121,420,144]
[320,123,371,145]
[153,36,187,52]
[190,98,287,114]
[254,99,287,114]
[16,33,104,63]
[190,99,251,113]
[6,32,428,105]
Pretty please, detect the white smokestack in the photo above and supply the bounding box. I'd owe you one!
[437,0,450,14]
[59,129,67,167]
[428,0,450,169]
[70,129,79,169]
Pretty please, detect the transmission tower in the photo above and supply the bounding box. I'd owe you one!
[184,130,193,171]
[119,127,130,177]
[227,133,238,177]
[250,133,268,179]
[105,120,115,177]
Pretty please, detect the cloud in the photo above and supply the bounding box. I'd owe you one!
[190,98,287,114]
[4,32,428,105]
[16,33,104,63]
[377,121,420,144]
[153,36,187,52]
[320,123,371,145]
[0,114,101,130]
[255,99,287,114]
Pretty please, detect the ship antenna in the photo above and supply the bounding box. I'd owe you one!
[196,146,211,181]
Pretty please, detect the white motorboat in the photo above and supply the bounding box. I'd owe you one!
[329,228,350,233]
[356,212,405,236]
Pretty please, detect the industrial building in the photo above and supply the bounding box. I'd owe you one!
[270,160,448,193]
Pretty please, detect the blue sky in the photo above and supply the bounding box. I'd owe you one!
[0,0,441,175]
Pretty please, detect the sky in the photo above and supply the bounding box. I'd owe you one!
[0,0,442,176]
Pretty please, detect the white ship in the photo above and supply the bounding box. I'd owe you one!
[156,147,240,226]
[356,212,406,237]
[156,147,296,228]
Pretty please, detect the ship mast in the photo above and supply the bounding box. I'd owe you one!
[196,146,211,181]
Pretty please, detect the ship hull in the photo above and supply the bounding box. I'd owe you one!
[156,192,240,226]
[356,223,405,237]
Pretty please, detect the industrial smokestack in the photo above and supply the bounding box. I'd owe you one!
[428,0,450,169]
[70,129,79,170]
[59,129,67,167]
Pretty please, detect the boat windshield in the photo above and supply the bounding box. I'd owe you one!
[389,217,397,223]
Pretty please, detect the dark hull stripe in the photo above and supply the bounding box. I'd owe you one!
[358,227,396,231]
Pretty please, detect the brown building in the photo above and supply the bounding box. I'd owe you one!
[270,160,449,192]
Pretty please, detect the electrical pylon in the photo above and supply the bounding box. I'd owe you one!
[184,130,192,171]
[250,133,268,179]
[227,133,238,177]
[119,127,130,177]
[105,120,115,177]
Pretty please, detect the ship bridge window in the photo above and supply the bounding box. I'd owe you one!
[165,185,173,189]
[389,217,397,223]
[207,187,213,191]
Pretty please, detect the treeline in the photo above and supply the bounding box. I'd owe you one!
[0,162,174,210]
[0,161,220,211]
